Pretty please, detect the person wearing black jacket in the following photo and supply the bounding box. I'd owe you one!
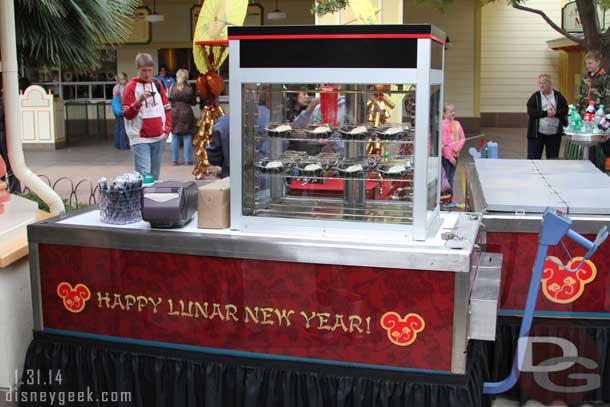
[526,74,569,159]
[206,114,230,178]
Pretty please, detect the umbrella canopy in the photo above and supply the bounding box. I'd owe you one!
[348,0,379,24]
[193,0,248,72]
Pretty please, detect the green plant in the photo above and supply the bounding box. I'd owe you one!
[17,191,50,212]
[311,0,349,17]
[70,202,90,212]
[15,0,139,71]
[17,191,90,213]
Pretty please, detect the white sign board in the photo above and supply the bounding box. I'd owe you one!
[562,1,608,33]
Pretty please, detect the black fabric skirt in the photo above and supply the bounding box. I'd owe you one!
[18,331,492,407]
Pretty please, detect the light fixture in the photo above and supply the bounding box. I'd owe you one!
[146,13,164,23]
[267,0,287,20]
[145,0,165,23]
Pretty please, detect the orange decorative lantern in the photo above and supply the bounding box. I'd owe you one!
[196,74,209,100]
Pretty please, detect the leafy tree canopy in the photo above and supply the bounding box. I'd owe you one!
[15,0,139,71]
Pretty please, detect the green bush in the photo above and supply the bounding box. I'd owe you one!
[17,191,89,213]
[17,191,50,212]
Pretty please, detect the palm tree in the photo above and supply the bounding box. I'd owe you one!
[15,0,139,71]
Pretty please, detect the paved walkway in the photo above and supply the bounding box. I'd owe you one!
[22,139,202,206]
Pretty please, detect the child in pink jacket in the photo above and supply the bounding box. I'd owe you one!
[441,104,465,206]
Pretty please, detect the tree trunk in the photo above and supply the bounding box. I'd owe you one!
[601,31,610,71]
[575,0,610,69]
[576,0,601,50]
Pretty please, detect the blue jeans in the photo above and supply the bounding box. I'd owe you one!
[442,156,457,191]
[132,139,166,181]
[171,134,194,164]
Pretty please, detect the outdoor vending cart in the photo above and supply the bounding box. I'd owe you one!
[21,25,500,407]
[467,159,610,403]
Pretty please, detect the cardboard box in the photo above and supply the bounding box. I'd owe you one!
[198,177,230,229]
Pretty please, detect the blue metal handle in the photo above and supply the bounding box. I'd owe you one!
[566,229,595,251]
[589,226,609,255]
[547,226,608,273]
[483,209,607,394]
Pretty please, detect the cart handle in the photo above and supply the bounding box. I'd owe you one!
[546,226,608,273]
[483,208,608,395]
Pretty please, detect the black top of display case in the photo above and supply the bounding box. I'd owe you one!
[229,25,445,69]
[228,24,446,44]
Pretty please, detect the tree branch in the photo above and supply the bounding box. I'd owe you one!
[512,3,585,46]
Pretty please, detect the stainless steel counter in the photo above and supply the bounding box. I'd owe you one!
[29,207,482,273]
[467,160,610,233]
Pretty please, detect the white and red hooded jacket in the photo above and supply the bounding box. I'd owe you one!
[122,77,172,145]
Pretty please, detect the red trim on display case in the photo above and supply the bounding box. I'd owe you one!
[228,33,445,44]
[194,40,229,46]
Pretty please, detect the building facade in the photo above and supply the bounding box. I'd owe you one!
[29,0,581,134]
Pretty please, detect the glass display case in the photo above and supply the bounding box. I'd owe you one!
[228,25,445,240]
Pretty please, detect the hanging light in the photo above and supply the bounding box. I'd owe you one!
[267,0,287,20]
[145,0,165,23]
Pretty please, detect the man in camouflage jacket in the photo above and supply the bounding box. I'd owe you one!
[577,68,610,114]
[577,50,610,170]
